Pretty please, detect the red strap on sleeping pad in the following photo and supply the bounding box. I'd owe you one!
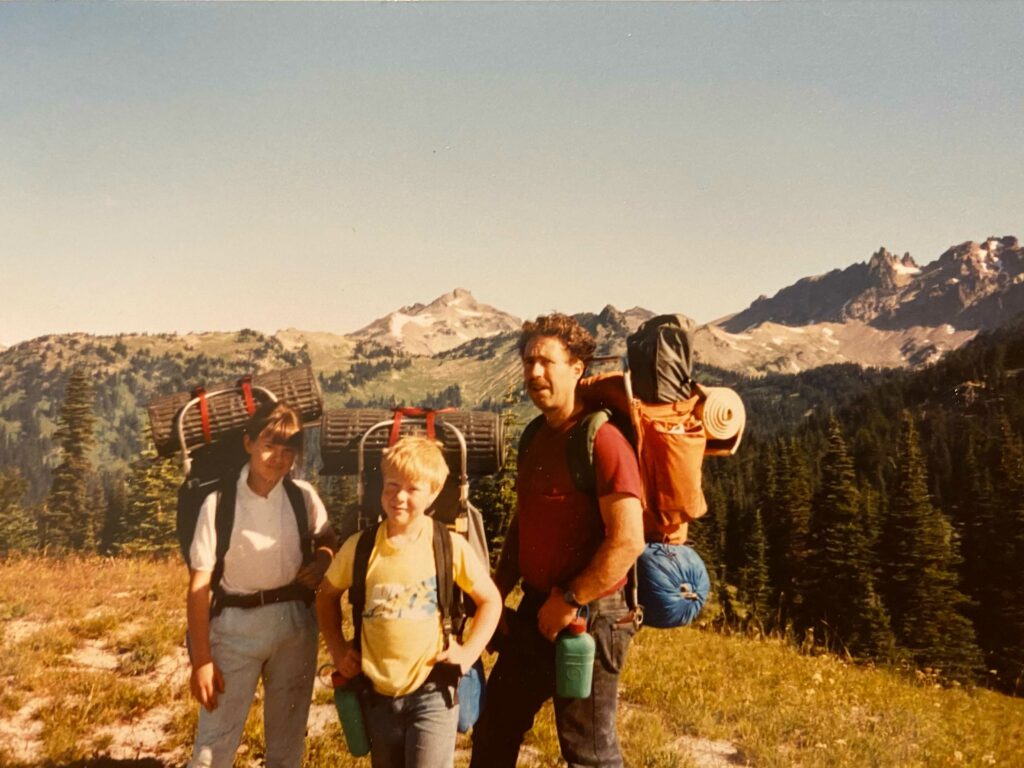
[388,407,456,446]
[238,376,257,416]
[192,386,213,444]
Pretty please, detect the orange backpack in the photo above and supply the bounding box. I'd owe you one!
[576,371,707,544]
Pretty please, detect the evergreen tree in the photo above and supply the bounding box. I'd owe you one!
[806,418,893,658]
[986,413,1024,692]
[690,477,726,584]
[758,449,788,629]
[41,368,97,551]
[118,437,180,554]
[0,467,35,554]
[737,506,772,631]
[775,439,812,633]
[471,403,520,567]
[880,411,982,681]
[99,472,128,555]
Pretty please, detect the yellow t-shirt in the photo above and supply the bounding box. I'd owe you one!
[324,517,489,697]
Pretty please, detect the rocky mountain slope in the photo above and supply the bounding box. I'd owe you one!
[3,235,1021,500]
[722,236,1023,333]
[348,288,521,356]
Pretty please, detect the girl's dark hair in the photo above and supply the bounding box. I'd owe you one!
[517,312,596,363]
[244,400,303,450]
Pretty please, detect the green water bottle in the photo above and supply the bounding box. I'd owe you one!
[555,615,595,699]
[331,670,370,757]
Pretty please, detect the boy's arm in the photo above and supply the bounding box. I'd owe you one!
[187,569,224,711]
[315,579,361,679]
[436,539,503,673]
[436,577,502,673]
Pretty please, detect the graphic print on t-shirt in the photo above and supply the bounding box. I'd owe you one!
[365,576,439,620]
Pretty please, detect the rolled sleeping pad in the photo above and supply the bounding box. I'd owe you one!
[320,408,505,476]
[147,365,323,458]
[636,542,710,629]
[695,386,746,457]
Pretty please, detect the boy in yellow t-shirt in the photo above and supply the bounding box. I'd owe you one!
[317,436,501,768]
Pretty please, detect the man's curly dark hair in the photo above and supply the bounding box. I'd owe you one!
[517,313,596,363]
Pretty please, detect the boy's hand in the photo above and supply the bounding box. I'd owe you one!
[190,661,225,711]
[333,643,362,680]
[434,640,476,675]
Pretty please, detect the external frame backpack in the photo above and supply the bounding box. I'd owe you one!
[342,407,491,731]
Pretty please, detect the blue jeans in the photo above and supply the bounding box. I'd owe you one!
[470,588,637,768]
[364,679,460,768]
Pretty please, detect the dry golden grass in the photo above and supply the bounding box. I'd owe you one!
[1,555,1022,767]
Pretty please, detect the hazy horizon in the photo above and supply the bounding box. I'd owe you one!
[3,1,1022,346]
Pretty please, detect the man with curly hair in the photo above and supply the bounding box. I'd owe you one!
[470,313,645,767]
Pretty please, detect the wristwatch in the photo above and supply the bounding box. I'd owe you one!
[562,587,584,609]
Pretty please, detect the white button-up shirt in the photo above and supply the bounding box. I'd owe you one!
[189,464,329,595]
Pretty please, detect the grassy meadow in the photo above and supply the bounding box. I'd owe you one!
[0,556,1021,768]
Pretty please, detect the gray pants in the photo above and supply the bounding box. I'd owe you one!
[189,601,318,768]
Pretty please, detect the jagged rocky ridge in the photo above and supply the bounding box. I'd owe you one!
[722,236,1023,333]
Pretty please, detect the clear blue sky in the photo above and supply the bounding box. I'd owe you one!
[2,1,1022,346]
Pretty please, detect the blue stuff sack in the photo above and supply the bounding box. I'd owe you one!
[636,543,710,629]
[457,659,486,733]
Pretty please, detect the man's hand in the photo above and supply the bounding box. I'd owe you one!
[333,641,362,680]
[537,588,577,642]
[434,639,476,675]
[190,660,225,711]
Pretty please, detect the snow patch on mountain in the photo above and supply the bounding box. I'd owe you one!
[350,288,522,356]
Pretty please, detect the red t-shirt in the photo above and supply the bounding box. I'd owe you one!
[517,415,642,592]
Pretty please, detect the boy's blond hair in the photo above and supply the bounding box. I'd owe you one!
[381,436,449,493]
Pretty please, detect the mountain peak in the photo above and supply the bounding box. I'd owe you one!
[722,234,1022,335]
[351,289,521,356]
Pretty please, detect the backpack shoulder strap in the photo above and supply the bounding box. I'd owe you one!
[283,476,313,564]
[517,414,546,464]
[565,409,610,495]
[433,518,455,650]
[350,522,381,652]
[210,475,237,608]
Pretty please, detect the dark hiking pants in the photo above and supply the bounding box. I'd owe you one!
[469,587,638,768]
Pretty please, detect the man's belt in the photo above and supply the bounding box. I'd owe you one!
[217,583,313,610]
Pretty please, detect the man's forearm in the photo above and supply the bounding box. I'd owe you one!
[568,539,640,604]
[569,494,644,604]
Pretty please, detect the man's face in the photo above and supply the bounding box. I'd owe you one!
[522,335,584,417]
